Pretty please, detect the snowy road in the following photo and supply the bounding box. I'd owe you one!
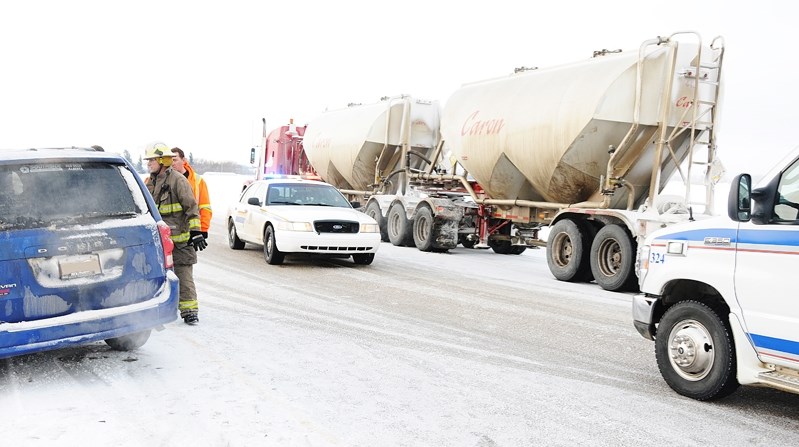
[2,174,798,446]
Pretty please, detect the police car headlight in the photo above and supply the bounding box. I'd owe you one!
[277,221,313,232]
[360,223,379,233]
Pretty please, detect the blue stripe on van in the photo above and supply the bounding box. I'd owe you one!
[750,333,799,357]
[654,229,799,246]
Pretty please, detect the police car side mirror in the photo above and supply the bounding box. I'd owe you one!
[247,197,261,206]
[728,173,751,222]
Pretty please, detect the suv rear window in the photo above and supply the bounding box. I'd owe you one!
[0,162,147,230]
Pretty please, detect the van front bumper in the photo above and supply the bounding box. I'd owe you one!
[632,293,659,341]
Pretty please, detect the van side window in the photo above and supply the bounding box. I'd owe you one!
[774,159,799,222]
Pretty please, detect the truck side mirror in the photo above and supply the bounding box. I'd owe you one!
[250,147,256,165]
[728,173,751,222]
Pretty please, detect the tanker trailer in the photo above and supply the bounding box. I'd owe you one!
[440,32,725,291]
[303,96,464,250]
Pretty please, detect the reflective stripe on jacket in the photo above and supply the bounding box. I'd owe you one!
[146,167,201,265]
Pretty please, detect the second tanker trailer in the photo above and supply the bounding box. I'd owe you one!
[302,32,725,292]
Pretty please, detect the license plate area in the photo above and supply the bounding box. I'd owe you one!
[59,254,102,279]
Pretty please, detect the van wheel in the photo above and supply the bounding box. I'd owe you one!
[655,301,739,400]
[105,330,151,351]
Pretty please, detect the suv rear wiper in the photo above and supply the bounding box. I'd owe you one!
[0,216,49,230]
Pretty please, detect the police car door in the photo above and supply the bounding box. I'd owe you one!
[234,182,265,241]
[734,158,799,369]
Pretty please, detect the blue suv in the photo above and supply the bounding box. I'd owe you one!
[0,147,179,359]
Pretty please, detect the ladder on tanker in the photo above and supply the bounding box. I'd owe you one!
[663,35,726,215]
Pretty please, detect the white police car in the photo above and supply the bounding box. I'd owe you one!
[227,178,380,265]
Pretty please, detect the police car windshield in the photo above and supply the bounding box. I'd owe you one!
[266,183,351,208]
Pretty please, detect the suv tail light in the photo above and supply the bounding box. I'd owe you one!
[157,220,174,269]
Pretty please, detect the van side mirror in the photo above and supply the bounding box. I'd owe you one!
[728,173,751,222]
[250,147,256,165]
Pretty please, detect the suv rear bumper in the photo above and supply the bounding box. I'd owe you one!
[0,271,179,359]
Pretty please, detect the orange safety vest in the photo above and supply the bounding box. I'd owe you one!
[183,161,213,233]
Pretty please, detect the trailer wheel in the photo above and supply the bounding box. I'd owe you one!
[263,225,285,265]
[459,235,476,249]
[655,301,739,400]
[546,219,592,282]
[510,246,527,255]
[366,201,389,242]
[488,238,513,254]
[589,224,637,291]
[387,203,414,247]
[413,206,436,251]
[228,219,245,250]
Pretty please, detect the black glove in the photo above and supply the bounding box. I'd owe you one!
[201,232,208,239]
[189,231,207,251]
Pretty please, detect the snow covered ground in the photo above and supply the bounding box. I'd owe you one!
[1,173,797,447]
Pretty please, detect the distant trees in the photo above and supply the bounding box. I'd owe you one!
[119,150,251,175]
[188,154,253,175]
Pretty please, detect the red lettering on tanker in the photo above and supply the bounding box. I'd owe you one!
[312,138,331,150]
[461,111,505,136]
[675,96,692,108]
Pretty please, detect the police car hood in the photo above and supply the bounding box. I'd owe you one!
[268,205,377,224]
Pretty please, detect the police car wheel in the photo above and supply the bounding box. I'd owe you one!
[228,219,245,250]
[263,225,285,265]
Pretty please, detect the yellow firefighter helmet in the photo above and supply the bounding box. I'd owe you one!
[143,141,173,165]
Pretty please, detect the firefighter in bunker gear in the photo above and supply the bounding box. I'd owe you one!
[144,141,204,324]
[170,147,212,238]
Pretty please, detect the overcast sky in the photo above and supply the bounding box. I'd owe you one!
[0,0,795,175]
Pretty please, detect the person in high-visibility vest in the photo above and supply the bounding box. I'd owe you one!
[144,141,206,325]
[171,147,212,238]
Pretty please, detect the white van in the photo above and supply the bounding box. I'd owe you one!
[633,147,799,400]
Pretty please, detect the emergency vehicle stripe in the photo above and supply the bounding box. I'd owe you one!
[750,333,799,359]
[650,244,799,255]
[654,228,799,246]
